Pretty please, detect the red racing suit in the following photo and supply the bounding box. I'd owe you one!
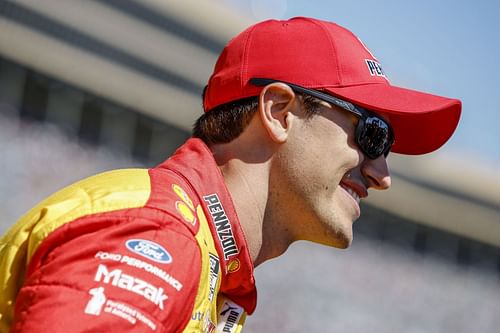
[0,138,257,333]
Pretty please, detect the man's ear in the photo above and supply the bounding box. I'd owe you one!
[258,83,297,143]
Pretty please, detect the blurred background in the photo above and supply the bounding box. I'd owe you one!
[1,0,499,332]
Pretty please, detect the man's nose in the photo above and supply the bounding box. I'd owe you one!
[361,155,391,190]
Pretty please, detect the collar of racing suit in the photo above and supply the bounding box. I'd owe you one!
[157,138,258,314]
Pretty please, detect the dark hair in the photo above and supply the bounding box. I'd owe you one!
[193,87,323,145]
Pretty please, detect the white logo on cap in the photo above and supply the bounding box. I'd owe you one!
[365,59,387,79]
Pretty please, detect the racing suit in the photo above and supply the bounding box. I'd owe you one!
[0,138,257,333]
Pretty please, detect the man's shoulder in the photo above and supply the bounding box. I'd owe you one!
[0,168,152,257]
[30,168,153,221]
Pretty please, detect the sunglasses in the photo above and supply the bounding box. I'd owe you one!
[249,78,394,159]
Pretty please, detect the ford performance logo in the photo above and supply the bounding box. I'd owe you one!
[125,239,172,264]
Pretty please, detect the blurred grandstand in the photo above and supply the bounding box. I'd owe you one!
[1,1,499,332]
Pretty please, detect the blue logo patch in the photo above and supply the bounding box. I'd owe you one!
[125,239,172,264]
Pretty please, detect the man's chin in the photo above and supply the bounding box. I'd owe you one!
[315,227,353,249]
[332,235,353,249]
[332,220,354,248]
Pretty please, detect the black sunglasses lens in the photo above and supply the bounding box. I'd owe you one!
[357,117,392,159]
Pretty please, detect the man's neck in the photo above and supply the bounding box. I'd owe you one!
[211,141,293,267]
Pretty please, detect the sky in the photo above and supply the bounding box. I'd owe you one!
[220,0,500,168]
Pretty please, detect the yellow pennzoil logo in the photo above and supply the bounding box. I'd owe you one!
[172,184,197,225]
[175,201,196,225]
[172,184,195,210]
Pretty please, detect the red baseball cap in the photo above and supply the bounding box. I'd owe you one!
[204,17,461,155]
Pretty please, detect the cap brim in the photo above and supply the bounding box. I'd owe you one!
[324,84,462,155]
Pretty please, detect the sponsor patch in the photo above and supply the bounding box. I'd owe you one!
[85,287,107,316]
[208,253,220,302]
[94,264,168,310]
[203,194,239,260]
[192,311,203,321]
[105,299,157,331]
[84,286,157,330]
[191,310,215,333]
[95,251,183,291]
[365,59,386,78]
[172,184,195,210]
[203,311,216,333]
[125,239,172,264]
[217,301,244,333]
[227,259,240,274]
[175,201,196,225]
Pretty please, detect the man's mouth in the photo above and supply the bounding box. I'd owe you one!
[340,184,360,204]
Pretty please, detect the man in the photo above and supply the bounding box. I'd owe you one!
[0,17,460,333]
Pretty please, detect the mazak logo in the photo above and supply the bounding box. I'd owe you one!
[125,239,172,264]
[94,264,168,310]
[365,59,387,78]
[203,194,239,260]
[95,251,183,291]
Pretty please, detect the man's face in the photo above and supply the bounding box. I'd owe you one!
[270,100,391,248]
